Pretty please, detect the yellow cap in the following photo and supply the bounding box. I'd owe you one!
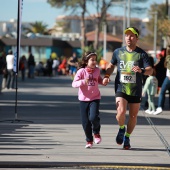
[124,27,139,37]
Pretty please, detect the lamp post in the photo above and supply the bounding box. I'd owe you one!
[103,23,107,60]
[112,1,127,46]
[127,0,131,27]
[150,12,158,57]
[122,2,127,46]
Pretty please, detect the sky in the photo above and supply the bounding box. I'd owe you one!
[0,0,166,28]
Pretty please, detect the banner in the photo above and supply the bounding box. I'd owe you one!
[13,0,23,72]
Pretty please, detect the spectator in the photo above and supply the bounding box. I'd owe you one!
[52,57,59,76]
[46,56,53,77]
[142,67,158,114]
[19,55,27,81]
[142,56,154,108]
[6,49,15,89]
[154,45,170,115]
[67,52,78,79]
[154,49,166,94]
[0,52,6,92]
[28,52,35,78]
[35,61,46,76]
[58,56,67,75]
[0,51,7,90]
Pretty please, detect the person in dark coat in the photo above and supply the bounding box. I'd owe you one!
[46,56,53,77]
[154,49,166,94]
[0,51,6,92]
[19,55,27,81]
[27,52,35,78]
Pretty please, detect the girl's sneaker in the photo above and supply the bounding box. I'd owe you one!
[85,141,93,149]
[145,109,150,113]
[94,134,102,144]
[145,109,155,114]
[148,110,155,114]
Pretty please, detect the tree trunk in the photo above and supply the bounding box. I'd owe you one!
[94,0,107,51]
[166,0,169,17]
[80,0,86,50]
[94,17,100,50]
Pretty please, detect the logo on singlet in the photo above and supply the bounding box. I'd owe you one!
[120,61,135,69]
[120,61,136,83]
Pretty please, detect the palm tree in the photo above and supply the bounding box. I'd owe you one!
[24,21,49,35]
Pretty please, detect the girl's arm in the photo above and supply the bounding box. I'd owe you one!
[72,69,87,88]
[98,75,104,85]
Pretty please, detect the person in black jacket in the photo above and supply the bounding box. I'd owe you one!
[28,52,35,78]
[154,49,166,94]
[46,55,53,77]
[0,51,6,92]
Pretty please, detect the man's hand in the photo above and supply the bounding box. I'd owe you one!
[131,66,142,73]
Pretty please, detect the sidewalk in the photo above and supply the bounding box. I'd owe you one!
[0,75,169,169]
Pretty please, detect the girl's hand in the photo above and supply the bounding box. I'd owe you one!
[103,77,110,86]
[85,79,89,84]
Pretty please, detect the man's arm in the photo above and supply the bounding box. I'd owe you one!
[105,63,115,75]
[132,65,153,76]
[102,62,115,86]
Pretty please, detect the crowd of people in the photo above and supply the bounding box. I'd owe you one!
[0,49,110,93]
[0,51,80,92]
[35,53,79,78]
[154,46,170,114]
[141,47,170,115]
[0,51,56,92]
[0,50,37,91]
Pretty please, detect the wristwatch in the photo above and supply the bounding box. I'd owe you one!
[141,68,145,74]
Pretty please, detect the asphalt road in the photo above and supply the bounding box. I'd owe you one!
[0,74,169,170]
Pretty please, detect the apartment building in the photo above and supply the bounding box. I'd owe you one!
[0,19,30,38]
[55,13,146,38]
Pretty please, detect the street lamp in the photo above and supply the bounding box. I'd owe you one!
[150,11,158,57]
[103,23,107,60]
[127,0,131,27]
[112,0,127,46]
[122,1,127,46]
[103,1,127,58]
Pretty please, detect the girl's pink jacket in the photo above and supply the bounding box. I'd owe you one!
[72,67,103,101]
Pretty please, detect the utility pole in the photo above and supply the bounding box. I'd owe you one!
[103,23,107,60]
[150,12,158,57]
[112,1,127,46]
[122,2,127,46]
[127,0,131,27]
[153,12,158,58]
[166,0,169,18]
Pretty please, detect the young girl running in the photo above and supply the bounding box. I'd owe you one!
[72,51,104,149]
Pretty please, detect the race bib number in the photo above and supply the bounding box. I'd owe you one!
[120,72,136,83]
